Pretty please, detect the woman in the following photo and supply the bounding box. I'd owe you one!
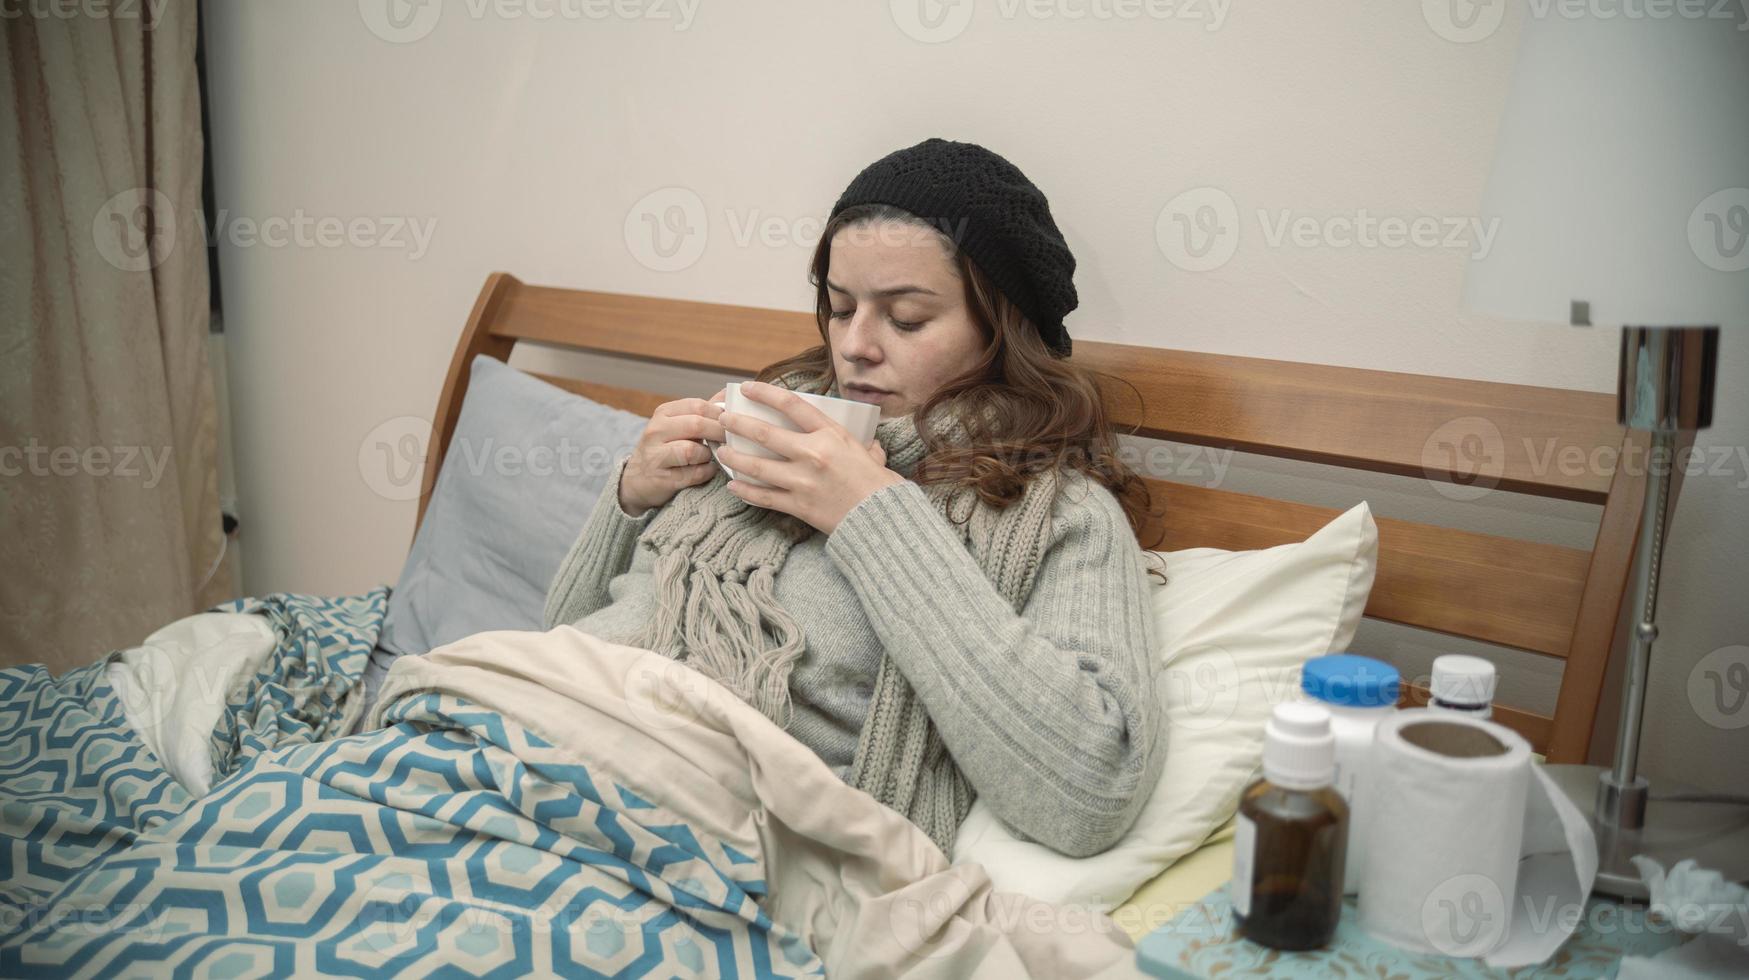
[545,138,1167,858]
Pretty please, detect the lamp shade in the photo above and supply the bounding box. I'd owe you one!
[1462,13,1749,331]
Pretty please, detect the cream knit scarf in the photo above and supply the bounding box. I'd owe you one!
[630,369,1060,852]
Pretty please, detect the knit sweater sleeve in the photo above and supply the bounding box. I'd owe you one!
[542,456,658,630]
[824,476,1165,858]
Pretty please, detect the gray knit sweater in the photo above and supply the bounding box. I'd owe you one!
[544,457,1165,857]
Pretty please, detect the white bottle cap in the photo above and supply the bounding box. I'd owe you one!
[1262,702,1336,790]
[1431,654,1498,708]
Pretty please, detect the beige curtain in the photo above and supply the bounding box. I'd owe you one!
[1,4,226,672]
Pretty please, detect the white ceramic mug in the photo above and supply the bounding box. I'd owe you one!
[704,382,881,489]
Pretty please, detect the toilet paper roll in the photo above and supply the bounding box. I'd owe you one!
[1356,709,1599,968]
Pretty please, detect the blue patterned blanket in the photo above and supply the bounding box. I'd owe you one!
[2,610,1131,978]
[0,592,385,947]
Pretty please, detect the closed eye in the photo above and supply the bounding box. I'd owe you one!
[828,308,924,331]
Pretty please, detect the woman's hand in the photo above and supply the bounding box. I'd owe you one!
[618,388,729,517]
[716,380,904,535]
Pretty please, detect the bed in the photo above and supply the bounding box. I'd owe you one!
[426,274,1646,935]
[0,273,1647,974]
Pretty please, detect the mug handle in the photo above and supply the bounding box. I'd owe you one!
[705,400,737,481]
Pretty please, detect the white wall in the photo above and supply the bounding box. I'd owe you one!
[201,1,1746,794]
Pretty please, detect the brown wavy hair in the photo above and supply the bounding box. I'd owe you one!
[755,203,1167,578]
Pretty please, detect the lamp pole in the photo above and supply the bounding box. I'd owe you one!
[1553,324,1749,900]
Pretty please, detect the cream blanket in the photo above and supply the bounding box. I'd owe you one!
[375,626,1141,978]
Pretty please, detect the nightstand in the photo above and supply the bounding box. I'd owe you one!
[1135,885,1690,978]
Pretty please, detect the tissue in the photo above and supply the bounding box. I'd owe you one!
[1630,857,1749,944]
[1617,859,1749,980]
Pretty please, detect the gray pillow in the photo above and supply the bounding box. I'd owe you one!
[378,355,649,658]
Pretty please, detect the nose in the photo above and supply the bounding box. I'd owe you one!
[836,309,883,366]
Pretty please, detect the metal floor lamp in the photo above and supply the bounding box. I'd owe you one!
[1539,326,1749,899]
[1460,14,1749,899]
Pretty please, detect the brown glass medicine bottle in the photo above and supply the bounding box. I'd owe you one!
[1231,701,1349,951]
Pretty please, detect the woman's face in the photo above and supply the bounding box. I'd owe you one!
[825,219,987,419]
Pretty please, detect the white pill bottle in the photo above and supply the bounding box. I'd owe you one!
[1298,653,1400,896]
[1429,653,1498,719]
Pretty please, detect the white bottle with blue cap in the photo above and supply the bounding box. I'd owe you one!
[1299,653,1400,896]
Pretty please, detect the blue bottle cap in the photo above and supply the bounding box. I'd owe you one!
[1301,653,1400,708]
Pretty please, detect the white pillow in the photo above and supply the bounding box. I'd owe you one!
[951,501,1379,910]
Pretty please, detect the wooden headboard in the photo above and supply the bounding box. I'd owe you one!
[419,272,1648,765]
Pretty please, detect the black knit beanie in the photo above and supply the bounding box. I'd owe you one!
[828,138,1078,358]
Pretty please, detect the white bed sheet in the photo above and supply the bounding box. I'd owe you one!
[105,611,277,795]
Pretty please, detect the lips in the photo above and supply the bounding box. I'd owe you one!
[844,384,891,403]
